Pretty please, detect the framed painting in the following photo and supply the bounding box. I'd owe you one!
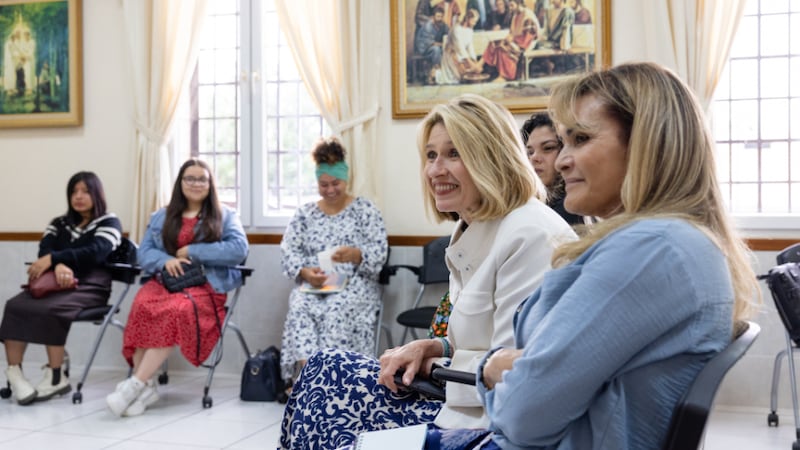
[391,0,610,118]
[0,0,82,128]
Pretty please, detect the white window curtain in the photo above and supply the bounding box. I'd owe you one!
[642,0,747,112]
[274,0,384,206]
[121,0,209,241]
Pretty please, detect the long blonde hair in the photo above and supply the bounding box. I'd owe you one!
[417,93,545,223]
[549,62,760,321]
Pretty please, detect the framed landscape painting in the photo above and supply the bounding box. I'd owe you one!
[391,0,611,118]
[0,0,82,128]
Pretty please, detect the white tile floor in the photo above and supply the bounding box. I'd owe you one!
[0,367,797,449]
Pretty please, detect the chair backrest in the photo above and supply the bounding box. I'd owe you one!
[105,237,140,284]
[777,243,800,264]
[419,236,450,284]
[660,320,760,450]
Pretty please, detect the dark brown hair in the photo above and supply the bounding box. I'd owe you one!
[312,137,347,165]
[66,171,108,225]
[162,159,222,256]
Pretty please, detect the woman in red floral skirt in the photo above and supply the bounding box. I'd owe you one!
[106,159,248,417]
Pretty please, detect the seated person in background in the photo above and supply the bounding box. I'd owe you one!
[437,8,482,85]
[414,5,450,83]
[106,159,248,417]
[521,112,584,226]
[0,171,122,405]
[279,137,388,391]
[480,0,539,81]
[484,0,512,30]
[278,93,576,450]
[536,0,576,75]
[568,0,592,24]
[427,62,762,449]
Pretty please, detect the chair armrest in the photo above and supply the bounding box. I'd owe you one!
[389,264,422,277]
[233,265,254,280]
[431,367,477,386]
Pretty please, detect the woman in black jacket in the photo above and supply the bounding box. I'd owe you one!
[0,171,122,405]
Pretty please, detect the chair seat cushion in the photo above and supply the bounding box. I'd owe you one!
[397,306,437,329]
[75,305,113,322]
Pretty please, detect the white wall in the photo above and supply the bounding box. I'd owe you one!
[0,0,791,413]
[0,0,134,232]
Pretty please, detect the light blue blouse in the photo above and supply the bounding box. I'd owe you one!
[137,206,249,294]
[478,219,734,450]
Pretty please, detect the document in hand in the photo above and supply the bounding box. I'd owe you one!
[355,423,427,450]
[299,272,348,294]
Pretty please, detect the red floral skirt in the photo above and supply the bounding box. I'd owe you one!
[122,279,227,366]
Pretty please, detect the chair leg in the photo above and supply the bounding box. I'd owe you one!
[785,332,800,446]
[770,348,786,426]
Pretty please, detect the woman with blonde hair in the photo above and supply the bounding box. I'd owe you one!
[278,93,576,449]
[430,62,761,449]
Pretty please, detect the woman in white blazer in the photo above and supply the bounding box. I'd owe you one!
[278,94,577,450]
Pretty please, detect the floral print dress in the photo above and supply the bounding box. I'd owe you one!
[279,196,388,381]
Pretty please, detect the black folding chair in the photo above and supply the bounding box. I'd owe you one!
[70,237,141,404]
[762,243,800,449]
[385,236,450,343]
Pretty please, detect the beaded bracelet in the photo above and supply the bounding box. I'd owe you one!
[438,337,453,358]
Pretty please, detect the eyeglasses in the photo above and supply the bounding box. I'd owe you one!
[182,176,209,186]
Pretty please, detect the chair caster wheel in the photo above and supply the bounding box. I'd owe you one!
[158,373,168,385]
[72,392,82,404]
[767,411,779,427]
[0,386,11,399]
[202,396,212,408]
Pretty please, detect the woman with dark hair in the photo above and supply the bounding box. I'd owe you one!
[0,171,122,405]
[520,112,584,226]
[279,137,388,390]
[106,159,248,417]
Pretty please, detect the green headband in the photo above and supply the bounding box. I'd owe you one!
[316,161,349,181]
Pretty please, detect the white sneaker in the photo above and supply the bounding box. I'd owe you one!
[106,376,145,417]
[5,365,36,405]
[121,378,159,417]
[34,365,71,401]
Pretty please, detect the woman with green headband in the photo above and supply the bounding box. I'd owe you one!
[278,137,389,395]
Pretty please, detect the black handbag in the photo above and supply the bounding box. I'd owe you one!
[240,346,286,402]
[160,262,207,293]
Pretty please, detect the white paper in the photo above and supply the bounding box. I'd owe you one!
[355,424,427,450]
[318,248,335,273]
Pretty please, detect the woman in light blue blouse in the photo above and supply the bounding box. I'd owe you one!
[439,62,761,449]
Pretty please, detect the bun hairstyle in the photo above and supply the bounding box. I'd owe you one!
[312,137,347,165]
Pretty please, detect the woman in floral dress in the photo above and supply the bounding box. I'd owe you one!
[106,159,248,417]
[279,137,388,388]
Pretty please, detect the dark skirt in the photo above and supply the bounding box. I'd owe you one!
[0,269,112,346]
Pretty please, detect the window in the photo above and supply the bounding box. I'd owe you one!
[714,0,799,227]
[178,0,330,227]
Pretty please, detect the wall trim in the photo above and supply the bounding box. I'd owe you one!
[0,232,794,251]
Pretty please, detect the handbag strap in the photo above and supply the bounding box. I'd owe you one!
[183,291,224,366]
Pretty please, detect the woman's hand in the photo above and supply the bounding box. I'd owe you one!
[482,348,523,390]
[331,246,362,265]
[53,263,75,288]
[300,267,328,288]
[163,257,191,277]
[27,254,53,280]
[176,245,190,260]
[378,339,442,393]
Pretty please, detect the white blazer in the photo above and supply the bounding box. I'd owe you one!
[434,198,577,429]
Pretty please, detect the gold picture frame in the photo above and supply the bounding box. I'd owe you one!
[391,0,610,118]
[0,0,82,128]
